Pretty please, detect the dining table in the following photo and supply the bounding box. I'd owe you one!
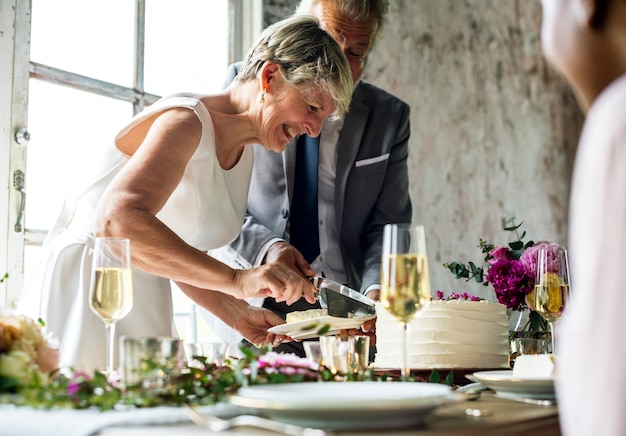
[0,391,560,435]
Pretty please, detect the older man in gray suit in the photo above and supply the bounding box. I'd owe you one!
[206,0,411,356]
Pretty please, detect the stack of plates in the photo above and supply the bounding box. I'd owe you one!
[471,370,556,401]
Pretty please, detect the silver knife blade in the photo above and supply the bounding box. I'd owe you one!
[312,276,376,319]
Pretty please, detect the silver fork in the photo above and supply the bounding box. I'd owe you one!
[185,404,330,435]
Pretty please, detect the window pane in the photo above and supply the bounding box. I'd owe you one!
[30,0,135,87]
[144,0,229,95]
[25,80,132,230]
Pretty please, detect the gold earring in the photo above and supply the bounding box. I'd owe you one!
[259,88,266,103]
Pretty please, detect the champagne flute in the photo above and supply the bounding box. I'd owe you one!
[381,224,431,381]
[89,237,134,379]
[533,247,571,354]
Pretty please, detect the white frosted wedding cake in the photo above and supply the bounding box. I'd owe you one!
[374,300,510,369]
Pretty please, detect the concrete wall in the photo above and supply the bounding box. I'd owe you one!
[265,0,583,300]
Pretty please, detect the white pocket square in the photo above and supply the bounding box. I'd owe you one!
[355,153,390,167]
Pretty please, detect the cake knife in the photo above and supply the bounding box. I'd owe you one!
[311,276,377,319]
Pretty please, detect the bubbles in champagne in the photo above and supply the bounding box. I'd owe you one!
[381,253,430,323]
[90,267,134,322]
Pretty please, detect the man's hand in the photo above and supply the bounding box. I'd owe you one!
[340,318,377,345]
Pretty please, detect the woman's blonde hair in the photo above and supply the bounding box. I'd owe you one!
[237,15,353,119]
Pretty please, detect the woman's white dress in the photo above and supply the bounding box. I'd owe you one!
[18,95,253,372]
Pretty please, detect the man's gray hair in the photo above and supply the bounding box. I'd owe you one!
[237,15,353,119]
[296,0,389,46]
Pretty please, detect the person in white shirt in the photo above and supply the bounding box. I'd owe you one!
[540,0,626,434]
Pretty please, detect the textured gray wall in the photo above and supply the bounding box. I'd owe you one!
[265,0,583,299]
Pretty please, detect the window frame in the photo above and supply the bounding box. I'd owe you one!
[0,0,262,307]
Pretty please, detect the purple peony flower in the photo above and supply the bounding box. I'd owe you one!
[486,259,533,311]
[488,245,514,265]
[519,241,563,281]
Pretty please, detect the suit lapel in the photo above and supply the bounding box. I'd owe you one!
[335,84,369,231]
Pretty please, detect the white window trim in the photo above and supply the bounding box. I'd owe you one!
[230,0,264,63]
[0,0,30,307]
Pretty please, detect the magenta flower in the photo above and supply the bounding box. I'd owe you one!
[67,370,92,396]
[486,259,533,311]
[488,245,514,265]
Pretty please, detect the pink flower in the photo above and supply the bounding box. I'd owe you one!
[488,245,514,265]
[519,241,563,281]
[67,371,92,396]
[434,291,482,301]
[35,342,59,374]
[256,352,319,380]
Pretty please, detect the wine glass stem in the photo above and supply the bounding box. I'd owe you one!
[401,322,410,381]
[549,321,556,354]
[105,321,116,380]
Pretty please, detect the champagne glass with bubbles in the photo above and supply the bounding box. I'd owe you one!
[533,247,571,354]
[381,224,431,381]
[89,237,134,379]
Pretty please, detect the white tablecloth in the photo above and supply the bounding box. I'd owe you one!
[0,403,241,436]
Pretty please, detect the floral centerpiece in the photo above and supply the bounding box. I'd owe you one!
[0,309,59,391]
[0,308,384,410]
[443,218,564,342]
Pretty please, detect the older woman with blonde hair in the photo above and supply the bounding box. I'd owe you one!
[19,14,353,372]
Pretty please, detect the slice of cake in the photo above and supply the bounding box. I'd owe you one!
[285,309,328,323]
[512,354,556,377]
[374,300,510,369]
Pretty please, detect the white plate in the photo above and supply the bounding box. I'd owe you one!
[229,382,460,430]
[471,370,555,400]
[268,315,375,340]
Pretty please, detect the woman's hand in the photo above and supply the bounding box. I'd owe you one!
[233,306,293,347]
[176,285,292,347]
[263,241,316,279]
[234,263,317,305]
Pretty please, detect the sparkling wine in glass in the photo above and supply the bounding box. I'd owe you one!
[89,237,134,379]
[381,224,431,381]
[533,247,571,354]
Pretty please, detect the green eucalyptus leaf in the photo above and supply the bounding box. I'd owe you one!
[317,324,331,335]
[429,368,441,383]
